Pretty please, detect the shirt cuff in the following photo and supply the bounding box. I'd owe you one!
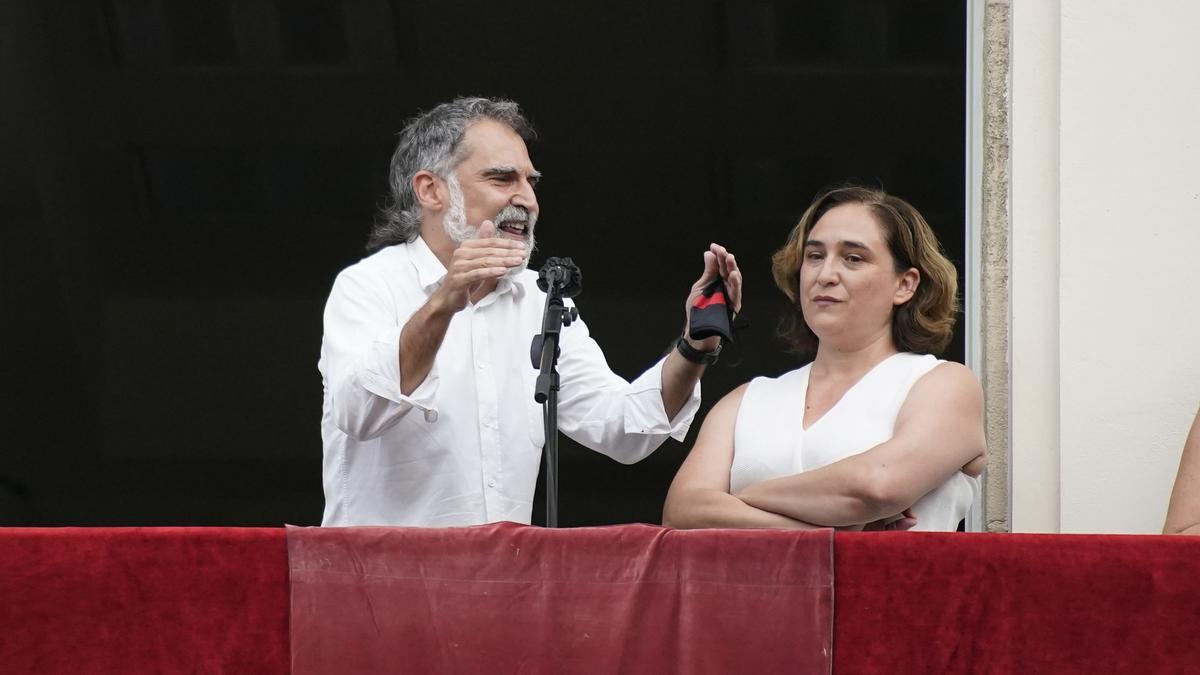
[357,329,440,423]
[623,356,702,442]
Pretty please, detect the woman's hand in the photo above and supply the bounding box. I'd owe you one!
[860,508,919,531]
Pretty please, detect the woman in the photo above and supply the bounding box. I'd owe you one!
[1163,408,1200,535]
[663,185,986,531]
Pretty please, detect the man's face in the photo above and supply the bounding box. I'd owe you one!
[444,119,540,251]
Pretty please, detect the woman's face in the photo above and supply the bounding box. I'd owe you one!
[798,203,917,349]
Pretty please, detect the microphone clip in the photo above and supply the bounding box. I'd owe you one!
[529,257,582,387]
[536,257,582,298]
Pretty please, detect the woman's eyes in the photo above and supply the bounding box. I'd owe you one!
[804,251,864,264]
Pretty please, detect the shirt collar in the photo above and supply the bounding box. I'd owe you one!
[409,235,523,300]
[409,235,447,293]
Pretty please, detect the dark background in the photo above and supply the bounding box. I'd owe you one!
[0,0,965,526]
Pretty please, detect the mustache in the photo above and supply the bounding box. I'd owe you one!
[495,204,536,227]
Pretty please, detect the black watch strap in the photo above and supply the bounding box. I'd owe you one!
[676,336,722,365]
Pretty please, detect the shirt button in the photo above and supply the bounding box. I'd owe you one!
[488,479,497,488]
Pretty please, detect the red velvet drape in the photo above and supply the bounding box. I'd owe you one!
[835,532,1200,672]
[0,527,289,674]
[287,523,833,674]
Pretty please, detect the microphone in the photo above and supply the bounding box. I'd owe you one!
[536,257,582,298]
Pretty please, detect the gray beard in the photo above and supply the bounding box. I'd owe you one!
[442,176,536,279]
[442,174,475,244]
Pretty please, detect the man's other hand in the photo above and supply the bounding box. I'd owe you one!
[683,243,743,352]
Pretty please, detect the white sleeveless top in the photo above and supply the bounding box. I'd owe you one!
[731,352,978,531]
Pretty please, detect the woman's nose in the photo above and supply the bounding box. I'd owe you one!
[816,259,839,284]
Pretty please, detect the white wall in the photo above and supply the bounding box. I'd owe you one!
[1010,0,1200,533]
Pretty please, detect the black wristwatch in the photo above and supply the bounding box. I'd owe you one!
[676,336,722,366]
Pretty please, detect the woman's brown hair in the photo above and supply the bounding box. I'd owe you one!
[771,184,959,355]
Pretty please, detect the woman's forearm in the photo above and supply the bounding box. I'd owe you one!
[1165,521,1200,536]
[663,488,821,530]
[735,459,902,527]
[1163,408,1200,536]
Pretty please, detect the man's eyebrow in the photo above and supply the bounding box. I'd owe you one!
[480,166,516,177]
[480,166,543,180]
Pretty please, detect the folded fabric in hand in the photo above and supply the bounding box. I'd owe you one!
[688,278,734,343]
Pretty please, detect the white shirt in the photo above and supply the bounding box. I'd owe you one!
[319,237,701,526]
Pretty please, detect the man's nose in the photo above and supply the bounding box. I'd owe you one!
[512,179,538,211]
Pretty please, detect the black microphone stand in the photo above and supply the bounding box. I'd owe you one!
[530,268,578,528]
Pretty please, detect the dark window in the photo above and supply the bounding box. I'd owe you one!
[7,0,966,526]
[164,0,238,66]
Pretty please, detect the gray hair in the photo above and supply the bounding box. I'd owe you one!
[367,96,536,253]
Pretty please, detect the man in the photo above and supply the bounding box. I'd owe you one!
[319,97,741,526]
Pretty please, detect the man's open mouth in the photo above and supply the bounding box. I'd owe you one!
[498,221,527,236]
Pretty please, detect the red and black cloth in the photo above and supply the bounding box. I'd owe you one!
[688,278,735,343]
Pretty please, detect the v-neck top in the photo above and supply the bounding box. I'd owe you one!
[729,352,977,531]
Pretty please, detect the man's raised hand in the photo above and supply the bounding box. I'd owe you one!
[434,220,527,312]
[683,243,743,352]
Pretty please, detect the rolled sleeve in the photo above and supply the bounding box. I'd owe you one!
[623,356,701,442]
[357,329,440,423]
[555,311,702,464]
[322,266,443,440]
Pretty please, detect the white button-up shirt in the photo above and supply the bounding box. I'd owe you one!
[319,237,701,526]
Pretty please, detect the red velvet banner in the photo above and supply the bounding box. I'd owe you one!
[287,523,834,675]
